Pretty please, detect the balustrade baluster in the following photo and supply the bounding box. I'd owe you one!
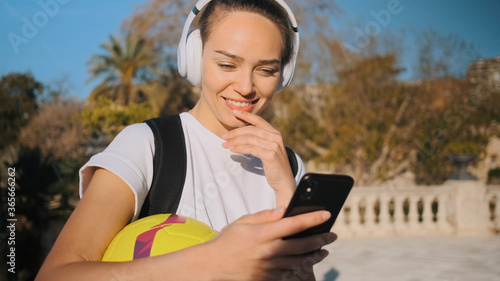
[422,195,434,228]
[350,197,361,235]
[365,195,376,231]
[393,196,405,225]
[494,196,500,229]
[408,196,419,230]
[379,195,391,235]
[337,204,346,224]
[436,194,445,224]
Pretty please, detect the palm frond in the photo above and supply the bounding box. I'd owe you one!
[87,33,160,105]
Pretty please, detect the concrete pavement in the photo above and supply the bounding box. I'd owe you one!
[314,236,500,281]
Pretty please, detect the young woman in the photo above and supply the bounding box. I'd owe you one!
[36,0,337,280]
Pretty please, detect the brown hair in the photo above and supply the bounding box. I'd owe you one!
[199,0,294,66]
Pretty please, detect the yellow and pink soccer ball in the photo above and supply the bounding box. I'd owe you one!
[102,214,217,262]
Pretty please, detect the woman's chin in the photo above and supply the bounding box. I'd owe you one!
[218,114,246,131]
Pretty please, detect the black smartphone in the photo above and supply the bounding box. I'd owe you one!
[283,173,354,239]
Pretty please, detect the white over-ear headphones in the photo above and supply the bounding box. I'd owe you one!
[177,0,300,92]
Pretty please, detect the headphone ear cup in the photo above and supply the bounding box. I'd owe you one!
[185,29,203,86]
[276,55,296,92]
[278,63,292,92]
[276,31,299,93]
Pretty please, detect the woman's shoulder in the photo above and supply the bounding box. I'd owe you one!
[119,122,153,136]
[109,122,155,148]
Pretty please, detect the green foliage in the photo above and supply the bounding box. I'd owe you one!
[444,141,481,155]
[269,52,498,185]
[81,97,156,139]
[0,72,42,149]
[4,145,85,279]
[0,74,86,280]
[139,69,198,116]
[411,76,497,184]
[263,87,322,160]
[273,54,412,184]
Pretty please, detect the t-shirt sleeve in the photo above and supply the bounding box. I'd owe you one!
[293,152,307,184]
[79,123,154,221]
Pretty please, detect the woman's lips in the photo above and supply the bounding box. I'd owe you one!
[224,97,257,112]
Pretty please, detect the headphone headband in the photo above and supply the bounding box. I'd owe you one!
[177,0,299,91]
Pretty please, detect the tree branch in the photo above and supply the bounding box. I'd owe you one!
[366,94,412,183]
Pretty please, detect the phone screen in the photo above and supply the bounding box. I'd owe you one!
[283,173,354,239]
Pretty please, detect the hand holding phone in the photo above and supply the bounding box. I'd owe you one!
[283,173,354,239]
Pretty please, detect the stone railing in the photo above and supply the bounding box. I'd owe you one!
[332,180,500,237]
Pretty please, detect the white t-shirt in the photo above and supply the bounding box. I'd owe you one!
[79,112,305,231]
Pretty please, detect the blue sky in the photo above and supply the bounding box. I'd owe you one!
[337,0,500,54]
[1,0,499,100]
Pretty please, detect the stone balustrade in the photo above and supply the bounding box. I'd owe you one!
[331,180,500,237]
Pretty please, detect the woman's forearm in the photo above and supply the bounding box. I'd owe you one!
[36,242,212,281]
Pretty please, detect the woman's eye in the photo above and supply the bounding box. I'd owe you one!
[218,64,235,70]
[260,68,278,76]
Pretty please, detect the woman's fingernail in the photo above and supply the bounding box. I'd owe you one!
[233,109,242,115]
[222,142,228,148]
[322,211,331,220]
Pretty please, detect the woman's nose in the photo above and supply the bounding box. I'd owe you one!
[233,69,254,96]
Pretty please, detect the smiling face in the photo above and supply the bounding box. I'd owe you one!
[190,11,283,137]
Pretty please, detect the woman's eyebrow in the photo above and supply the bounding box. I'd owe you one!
[215,50,281,65]
[215,50,242,61]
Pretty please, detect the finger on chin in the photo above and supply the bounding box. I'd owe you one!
[233,109,274,130]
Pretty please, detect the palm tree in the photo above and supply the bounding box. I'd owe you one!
[87,33,159,105]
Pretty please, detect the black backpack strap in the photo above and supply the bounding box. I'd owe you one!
[138,115,186,219]
[285,146,298,177]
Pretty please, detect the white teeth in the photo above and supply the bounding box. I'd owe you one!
[226,99,251,107]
